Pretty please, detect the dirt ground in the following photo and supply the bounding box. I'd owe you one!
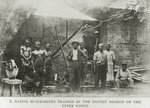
[0,69,150,97]
[0,81,150,97]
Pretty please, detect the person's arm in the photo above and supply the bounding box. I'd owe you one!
[43,51,47,72]
[31,52,35,63]
[31,52,36,73]
[28,48,32,59]
[127,69,132,80]
[66,50,72,61]
[112,51,115,69]
[43,51,46,72]
[20,46,25,58]
[93,53,97,73]
[80,50,88,59]
[105,54,108,72]
[85,49,88,59]
[115,70,120,80]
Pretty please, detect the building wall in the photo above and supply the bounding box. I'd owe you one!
[107,17,150,67]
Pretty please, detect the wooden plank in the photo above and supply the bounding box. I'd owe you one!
[2,79,22,85]
[132,77,142,81]
[1,83,5,96]
[19,85,22,97]
[10,84,12,96]
[131,71,142,77]
[132,68,147,72]
[12,85,15,97]
[80,85,95,88]
[51,24,83,57]
[131,74,137,77]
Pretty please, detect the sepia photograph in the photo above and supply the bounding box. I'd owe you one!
[0,0,150,107]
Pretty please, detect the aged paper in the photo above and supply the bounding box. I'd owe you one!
[0,0,150,108]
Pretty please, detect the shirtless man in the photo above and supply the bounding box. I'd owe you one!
[20,39,32,82]
[32,41,45,96]
[43,44,52,58]
[43,43,54,84]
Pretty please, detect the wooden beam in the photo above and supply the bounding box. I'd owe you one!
[51,24,84,57]
[54,26,68,68]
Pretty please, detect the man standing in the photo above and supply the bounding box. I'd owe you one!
[115,63,134,88]
[43,43,54,84]
[32,41,45,96]
[93,43,107,90]
[104,44,115,83]
[20,39,32,83]
[79,42,88,85]
[66,39,87,92]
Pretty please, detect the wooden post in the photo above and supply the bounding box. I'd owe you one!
[12,85,15,97]
[1,83,5,96]
[10,84,12,96]
[51,24,84,57]
[19,85,22,97]
[54,26,68,68]
[54,26,75,94]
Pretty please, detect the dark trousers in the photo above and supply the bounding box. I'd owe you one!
[80,63,87,84]
[20,64,32,81]
[95,64,107,89]
[69,60,81,92]
[45,66,54,84]
[33,68,45,93]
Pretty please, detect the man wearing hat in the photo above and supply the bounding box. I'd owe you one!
[32,41,45,96]
[20,39,32,83]
[66,39,87,92]
[93,43,107,90]
[115,62,134,88]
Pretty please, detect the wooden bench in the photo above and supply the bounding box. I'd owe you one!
[1,78,22,97]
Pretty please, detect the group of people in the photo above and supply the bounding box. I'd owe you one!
[67,39,134,92]
[20,38,134,95]
[20,39,53,96]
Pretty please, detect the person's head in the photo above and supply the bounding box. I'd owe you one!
[122,63,127,71]
[35,41,41,50]
[106,44,111,51]
[72,40,79,50]
[25,39,30,47]
[98,43,103,51]
[80,42,85,49]
[46,43,50,50]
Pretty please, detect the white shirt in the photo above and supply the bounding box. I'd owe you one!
[72,49,78,60]
[93,51,107,65]
[116,69,132,80]
[104,50,115,65]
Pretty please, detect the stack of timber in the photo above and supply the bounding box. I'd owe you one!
[130,67,150,83]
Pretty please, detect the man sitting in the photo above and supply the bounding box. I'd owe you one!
[115,63,134,88]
